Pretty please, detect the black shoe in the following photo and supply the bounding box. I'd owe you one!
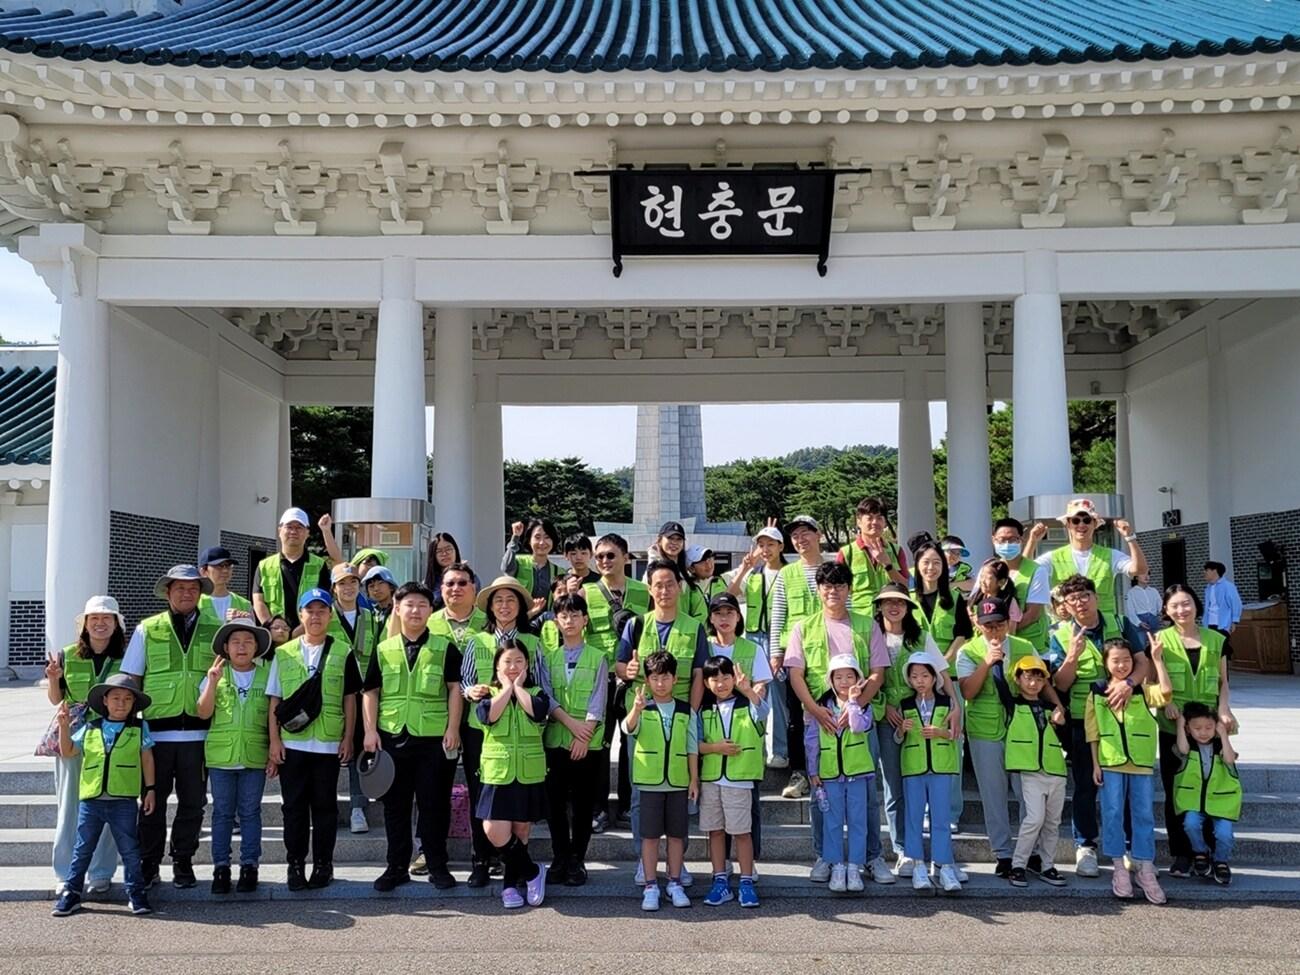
[51,891,82,917]
[307,863,333,889]
[210,866,232,895]
[1212,862,1232,886]
[592,811,609,834]
[140,861,160,889]
[128,891,153,916]
[1038,868,1068,887]
[994,858,1013,879]
[235,866,259,893]
[1168,855,1191,878]
[488,858,504,878]
[373,869,411,892]
[565,861,588,887]
[172,858,197,889]
[1026,854,1043,874]
[427,863,456,889]
[286,862,308,891]
[466,861,490,888]
[1192,854,1212,878]
[546,859,569,883]
[1008,867,1028,888]
[614,809,631,827]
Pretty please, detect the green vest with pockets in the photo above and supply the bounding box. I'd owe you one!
[839,540,901,614]
[626,613,700,708]
[274,637,348,745]
[1173,747,1242,821]
[699,700,764,782]
[714,637,759,683]
[62,647,122,705]
[583,579,650,662]
[1155,627,1224,733]
[513,556,549,601]
[1010,561,1047,650]
[744,569,775,635]
[778,561,820,646]
[681,584,709,622]
[1053,614,1124,718]
[198,591,252,628]
[959,633,1037,741]
[79,721,143,800]
[326,606,375,678]
[1003,703,1067,776]
[376,634,452,738]
[798,611,873,702]
[899,697,960,775]
[480,697,546,786]
[913,593,959,675]
[1093,689,1158,768]
[541,643,606,750]
[816,695,875,779]
[140,612,220,722]
[205,664,271,768]
[630,703,691,788]
[1049,546,1119,616]
[257,553,327,619]
[464,632,499,732]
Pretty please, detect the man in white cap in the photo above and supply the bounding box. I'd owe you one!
[120,565,220,889]
[1035,498,1146,618]
[253,507,332,626]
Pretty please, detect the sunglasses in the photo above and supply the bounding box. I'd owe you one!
[594,552,619,561]
[443,580,470,589]
[1069,515,1094,525]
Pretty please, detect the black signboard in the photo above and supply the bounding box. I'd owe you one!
[577,167,865,277]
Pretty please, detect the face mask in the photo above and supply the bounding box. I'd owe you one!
[993,542,1021,560]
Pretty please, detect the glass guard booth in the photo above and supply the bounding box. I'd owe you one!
[329,498,434,585]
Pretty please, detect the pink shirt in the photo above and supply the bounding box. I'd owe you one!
[785,614,891,670]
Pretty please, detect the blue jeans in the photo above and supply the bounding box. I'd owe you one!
[66,798,142,896]
[903,773,955,866]
[1183,811,1235,863]
[209,768,266,867]
[874,721,905,852]
[1099,771,1155,862]
[820,777,868,865]
[1068,720,1099,848]
[53,753,117,885]
[753,635,787,761]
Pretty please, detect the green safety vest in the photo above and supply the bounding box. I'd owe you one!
[257,552,327,620]
[1155,627,1224,733]
[1049,546,1119,616]
[626,613,701,708]
[61,647,121,705]
[541,643,606,750]
[1010,561,1047,650]
[712,637,759,682]
[1173,746,1242,821]
[686,577,727,621]
[912,592,959,675]
[1003,702,1067,776]
[681,584,709,622]
[1092,689,1158,768]
[816,696,875,779]
[583,579,650,662]
[375,634,452,738]
[699,701,764,782]
[274,637,348,745]
[480,697,547,786]
[798,611,873,702]
[1053,614,1124,718]
[951,562,972,583]
[326,606,376,678]
[778,561,821,646]
[204,664,270,769]
[839,539,902,613]
[744,568,776,635]
[139,612,220,722]
[198,592,253,628]
[513,556,548,598]
[899,697,960,776]
[959,633,1038,741]
[630,703,692,788]
[79,721,143,800]
[428,607,487,645]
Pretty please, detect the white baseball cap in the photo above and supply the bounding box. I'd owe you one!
[685,544,713,565]
[279,507,310,527]
[753,526,783,545]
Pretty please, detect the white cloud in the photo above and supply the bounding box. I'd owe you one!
[0,249,59,343]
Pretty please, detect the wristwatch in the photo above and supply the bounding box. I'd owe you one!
[1123,534,1138,543]
[144,784,156,792]
[1124,677,1136,689]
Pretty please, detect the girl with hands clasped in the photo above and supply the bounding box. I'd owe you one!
[477,643,551,909]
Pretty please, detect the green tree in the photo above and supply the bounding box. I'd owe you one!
[289,406,373,541]
[705,458,800,532]
[787,452,897,546]
[503,458,632,536]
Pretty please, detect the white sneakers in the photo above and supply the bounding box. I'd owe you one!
[679,866,693,888]
[634,861,646,886]
[84,878,112,895]
[665,881,691,908]
[868,857,897,885]
[809,857,832,883]
[894,855,918,877]
[912,862,933,891]
[766,755,790,769]
[641,885,660,911]
[828,863,848,892]
[1075,846,1100,878]
[782,771,810,798]
[938,864,963,893]
[846,863,865,892]
[350,808,369,834]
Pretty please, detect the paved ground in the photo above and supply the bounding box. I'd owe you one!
[1,897,1298,974]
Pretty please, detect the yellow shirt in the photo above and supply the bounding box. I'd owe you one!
[1084,684,1167,775]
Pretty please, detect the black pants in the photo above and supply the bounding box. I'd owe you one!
[280,749,342,866]
[138,740,206,865]
[459,720,494,864]
[591,675,619,817]
[383,745,455,872]
[786,680,808,773]
[545,747,597,864]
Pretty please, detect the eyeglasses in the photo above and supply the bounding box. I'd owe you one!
[1069,515,1094,526]
[443,580,470,589]
[594,552,619,562]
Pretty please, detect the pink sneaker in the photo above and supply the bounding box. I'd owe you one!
[502,887,525,909]
[1111,863,1133,899]
[1134,862,1166,905]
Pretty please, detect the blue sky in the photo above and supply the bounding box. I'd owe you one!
[0,248,947,470]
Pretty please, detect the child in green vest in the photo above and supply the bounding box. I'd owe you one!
[699,655,769,908]
[1001,656,1068,888]
[1087,638,1172,903]
[894,654,963,893]
[478,642,551,910]
[623,650,699,912]
[196,619,273,895]
[1174,702,1241,886]
[52,674,156,917]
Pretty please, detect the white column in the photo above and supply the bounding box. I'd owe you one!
[371,257,428,499]
[276,399,293,515]
[1114,393,1134,518]
[472,398,504,571]
[432,306,475,550]
[1012,250,1073,499]
[196,324,222,550]
[897,367,936,542]
[44,252,110,650]
[1204,321,1233,565]
[944,302,992,562]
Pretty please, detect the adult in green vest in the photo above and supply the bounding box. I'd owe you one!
[991,518,1051,651]
[327,562,377,836]
[267,587,363,892]
[479,574,541,663]
[728,524,789,770]
[1034,497,1147,619]
[52,673,156,918]
[45,595,126,896]
[537,593,607,886]
[252,507,331,627]
[503,517,561,619]
[837,496,910,613]
[361,582,463,892]
[121,564,219,891]
[197,546,252,627]
[1155,583,1235,877]
[1049,573,1150,878]
[195,618,273,894]
[1173,701,1241,885]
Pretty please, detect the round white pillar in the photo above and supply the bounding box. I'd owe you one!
[1012,251,1073,499]
[472,398,504,570]
[1114,393,1134,518]
[276,399,293,515]
[944,302,992,561]
[44,253,110,650]
[897,367,936,542]
[196,324,222,550]
[371,258,428,499]
[432,306,475,552]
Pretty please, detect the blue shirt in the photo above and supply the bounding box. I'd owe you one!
[71,719,155,754]
[1203,579,1243,629]
[616,617,710,671]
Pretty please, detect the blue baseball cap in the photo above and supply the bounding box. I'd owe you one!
[362,565,397,588]
[297,587,332,611]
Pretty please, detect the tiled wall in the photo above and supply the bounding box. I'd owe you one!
[219,530,277,600]
[107,511,201,628]
[1230,508,1300,666]
[7,599,45,666]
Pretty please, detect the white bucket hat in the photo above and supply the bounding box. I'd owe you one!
[75,595,126,637]
[826,653,863,679]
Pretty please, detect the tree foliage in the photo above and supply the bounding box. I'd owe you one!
[503,458,632,536]
[290,405,373,526]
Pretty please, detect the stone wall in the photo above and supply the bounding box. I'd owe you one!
[1136,522,1211,598]
[6,599,45,667]
[1229,508,1300,666]
[219,530,278,600]
[107,511,200,628]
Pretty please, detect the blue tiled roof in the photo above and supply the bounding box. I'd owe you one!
[0,363,55,465]
[0,0,1296,73]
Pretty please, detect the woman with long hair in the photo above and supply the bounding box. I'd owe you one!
[503,518,561,618]
[425,532,469,610]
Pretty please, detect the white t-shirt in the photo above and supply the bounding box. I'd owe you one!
[1019,562,1052,605]
[207,594,233,624]
[883,632,954,700]
[1036,545,1134,578]
[266,640,337,755]
[704,696,771,790]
